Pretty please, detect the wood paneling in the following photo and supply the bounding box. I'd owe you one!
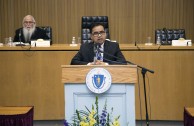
[0,45,194,120]
[0,0,193,44]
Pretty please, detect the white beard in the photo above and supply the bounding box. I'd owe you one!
[23,27,36,42]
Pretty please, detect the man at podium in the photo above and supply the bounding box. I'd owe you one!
[71,23,126,65]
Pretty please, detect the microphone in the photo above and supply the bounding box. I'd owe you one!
[19,29,21,39]
[97,48,130,65]
[94,42,101,50]
[16,29,25,46]
[103,57,128,65]
[93,43,100,64]
[97,48,154,73]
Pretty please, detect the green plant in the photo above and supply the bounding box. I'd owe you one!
[64,96,120,126]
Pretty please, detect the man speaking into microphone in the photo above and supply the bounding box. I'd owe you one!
[71,23,126,65]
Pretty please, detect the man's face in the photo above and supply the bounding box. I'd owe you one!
[91,25,106,44]
[23,16,35,30]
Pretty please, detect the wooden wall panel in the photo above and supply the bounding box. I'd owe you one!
[0,0,194,44]
[0,46,194,120]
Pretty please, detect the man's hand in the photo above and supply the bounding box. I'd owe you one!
[88,60,109,65]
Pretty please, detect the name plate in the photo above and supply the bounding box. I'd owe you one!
[172,40,192,46]
[31,40,50,47]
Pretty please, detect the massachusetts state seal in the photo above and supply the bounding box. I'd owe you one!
[86,68,112,94]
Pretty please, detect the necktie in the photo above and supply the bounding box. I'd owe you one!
[97,46,103,61]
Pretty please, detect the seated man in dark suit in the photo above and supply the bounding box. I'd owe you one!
[71,23,126,65]
[13,15,49,43]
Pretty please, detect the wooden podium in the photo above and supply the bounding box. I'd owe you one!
[62,65,137,126]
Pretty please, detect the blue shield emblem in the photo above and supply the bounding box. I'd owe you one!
[92,74,105,89]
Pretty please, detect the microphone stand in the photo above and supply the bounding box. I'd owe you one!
[126,61,154,126]
[97,48,154,126]
[139,65,154,126]
[16,29,25,46]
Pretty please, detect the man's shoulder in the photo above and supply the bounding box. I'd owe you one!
[15,28,22,32]
[105,40,119,46]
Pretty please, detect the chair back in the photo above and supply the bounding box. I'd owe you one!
[155,29,185,45]
[39,26,52,44]
[81,16,110,43]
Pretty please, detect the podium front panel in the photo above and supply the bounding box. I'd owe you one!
[64,83,135,126]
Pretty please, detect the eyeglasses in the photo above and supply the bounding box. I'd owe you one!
[92,31,106,37]
[24,21,35,24]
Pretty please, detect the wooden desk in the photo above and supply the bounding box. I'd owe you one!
[0,44,194,120]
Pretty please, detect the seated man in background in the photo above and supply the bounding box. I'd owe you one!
[71,23,126,65]
[13,15,49,43]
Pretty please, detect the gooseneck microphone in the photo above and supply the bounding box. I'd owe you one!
[102,57,127,65]
[19,29,22,42]
[97,48,154,73]
[96,48,130,65]
[94,43,101,50]
[93,43,100,64]
[16,29,25,46]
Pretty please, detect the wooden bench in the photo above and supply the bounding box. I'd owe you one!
[0,106,33,126]
[184,107,194,126]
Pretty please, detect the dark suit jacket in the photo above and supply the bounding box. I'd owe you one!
[71,40,127,65]
[13,27,49,43]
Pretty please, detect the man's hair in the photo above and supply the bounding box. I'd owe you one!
[22,15,36,24]
[90,23,105,33]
